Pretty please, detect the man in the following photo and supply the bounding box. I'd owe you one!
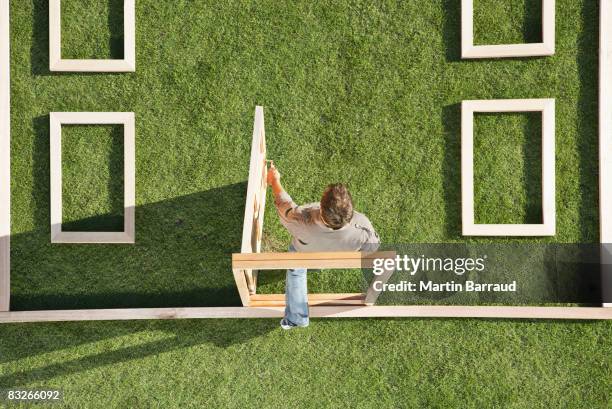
[267,163,380,330]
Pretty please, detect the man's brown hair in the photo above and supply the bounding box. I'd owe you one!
[320,183,354,229]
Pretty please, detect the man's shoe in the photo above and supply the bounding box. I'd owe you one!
[280,318,297,330]
[280,318,308,330]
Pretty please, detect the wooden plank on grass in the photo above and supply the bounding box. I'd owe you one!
[232,269,251,307]
[1,305,612,323]
[250,293,364,301]
[600,0,612,307]
[0,0,9,312]
[249,299,365,307]
[240,106,267,295]
[601,0,612,243]
[249,293,366,307]
[461,99,556,236]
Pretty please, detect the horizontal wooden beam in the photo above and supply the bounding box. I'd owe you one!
[234,252,394,261]
[306,305,612,320]
[250,293,364,301]
[1,305,612,323]
[232,251,395,270]
[249,300,365,307]
[0,307,277,322]
[249,293,366,307]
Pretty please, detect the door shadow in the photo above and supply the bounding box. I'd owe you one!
[10,117,264,310]
[10,181,254,309]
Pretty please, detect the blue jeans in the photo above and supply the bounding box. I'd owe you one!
[285,244,309,326]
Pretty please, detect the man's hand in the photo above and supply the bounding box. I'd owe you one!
[267,162,285,196]
[267,163,281,186]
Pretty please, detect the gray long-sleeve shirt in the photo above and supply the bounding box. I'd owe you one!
[274,190,380,252]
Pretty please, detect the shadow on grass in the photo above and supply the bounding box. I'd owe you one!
[441,104,461,238]
[0,319,278,388]
[442,0,461,62]
[9,117,262,310]
[521,0,543,44]
[31,0,126,75]
[108,0,125,60]
[10,180,252,309]
[3,158,285,383]
[577,0,599,242]
[0,314,597,389]
[522,112,543,224]
[0,112,280,387]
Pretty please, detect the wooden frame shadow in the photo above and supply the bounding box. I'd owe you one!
[49,112,135,244]
[461,0,555,59]
[461,99,556,236]
[49,0,136,72]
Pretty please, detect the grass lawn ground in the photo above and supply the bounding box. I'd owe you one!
[1,0,610,407]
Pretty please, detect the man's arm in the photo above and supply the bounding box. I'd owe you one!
[267,163,299,224]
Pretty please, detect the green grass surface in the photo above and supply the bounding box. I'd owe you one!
[1,0,610,407]
[11,0,599,308]
[473,113,543,225]
[62,125,124,232]
[1,319,610,408]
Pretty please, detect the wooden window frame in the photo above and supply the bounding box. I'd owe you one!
[461,99,556,236]
[49,112,136,244]
[461,0,555,59]
[49,0,136,72]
